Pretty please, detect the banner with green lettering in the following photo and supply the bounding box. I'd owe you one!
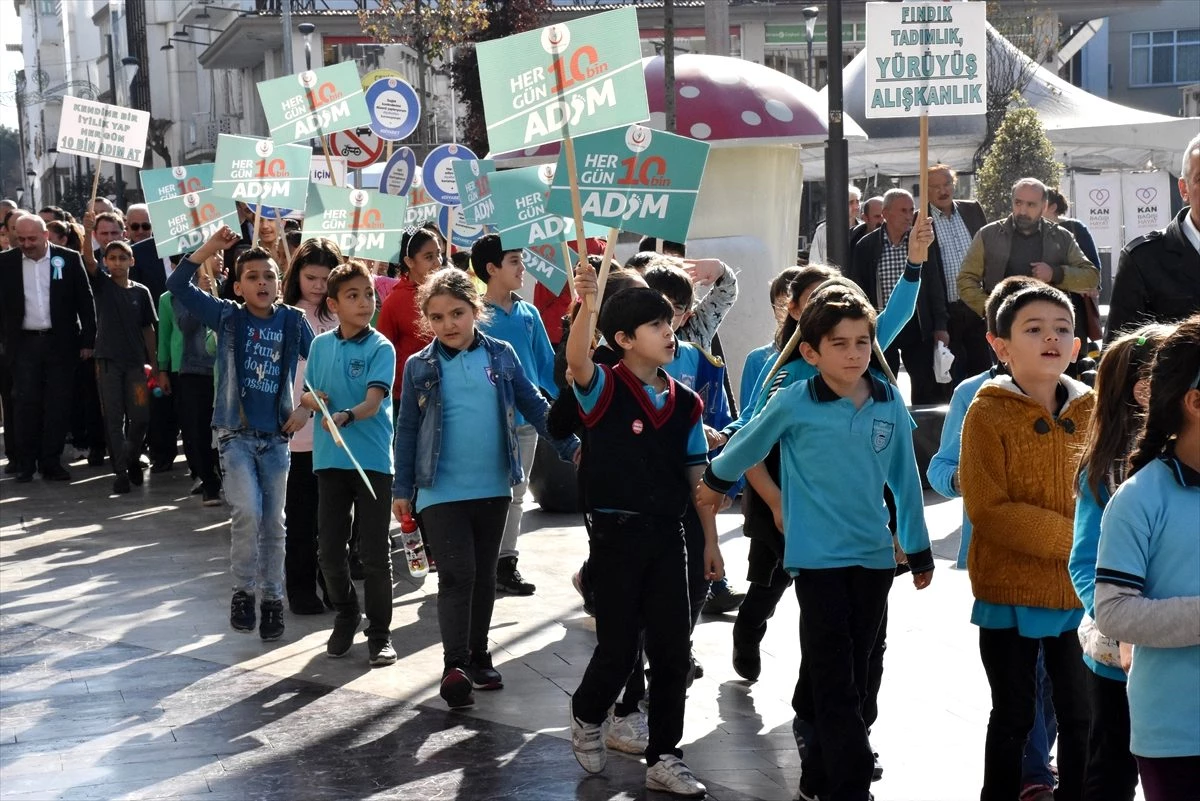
[301,185,409,263]
[257,62,372,144]
[211,135,313,208]
[146,191,240,256]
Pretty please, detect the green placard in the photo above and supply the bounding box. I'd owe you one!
[301,185,409,263]
[547,124,708,242]
[490,166,605,251]
[145,191,240,256]
[523,242,568,295]
[257,62,371,145]
[476,7,649,153]
[211,135,313,207]
[140,164,216,202]
[452,159,496,226]
[404,173,442,233]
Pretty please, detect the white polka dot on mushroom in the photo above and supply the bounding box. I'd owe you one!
[679,85,700,99]
[690,122,712,139]
[523,147,541,156]
[742,111,762,126]
[765,99,794,123]
[648,111,667,130]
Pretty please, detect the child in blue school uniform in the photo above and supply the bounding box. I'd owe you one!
[1094,314,1200,801]
[169,226,314,642]
[697,282,934,801]
[1069,322,1174,801]
[391,268,578,709]
[471,234,559,597]
[298,260,397,668]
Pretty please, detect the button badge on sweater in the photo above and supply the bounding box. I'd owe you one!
[631,419,644,435]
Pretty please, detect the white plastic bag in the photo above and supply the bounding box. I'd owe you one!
[934,341,955,384]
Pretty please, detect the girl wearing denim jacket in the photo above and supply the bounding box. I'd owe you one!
[391,268,578,709]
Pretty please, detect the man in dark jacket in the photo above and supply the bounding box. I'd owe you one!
[1106,133,1200,341]
[925,165,990,380]
[0,214,96,481]
[849,188,947,405]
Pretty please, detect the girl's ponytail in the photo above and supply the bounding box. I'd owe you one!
[1127,314,1200,475]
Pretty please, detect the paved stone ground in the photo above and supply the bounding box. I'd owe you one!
[0,444,1109,801]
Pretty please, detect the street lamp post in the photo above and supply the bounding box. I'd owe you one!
[26,169,37,210]
[803,6,819,88]
[299,22,315,71]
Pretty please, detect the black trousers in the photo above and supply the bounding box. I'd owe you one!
[1136,756,1200,801]
[946,300,994,382]
[11,334,76,472]
[316,469,395,642]
[978,626,1089,801]
[883,317,943,405]
[1083,669,1138,801]
[793,566,894,801]
[69,357,106,453]
[572,512,692,764]
[174,373,219,492]
[147,380,180,468]
[420,497,509,666]
[284,450,323,605]
[0,356,14,461]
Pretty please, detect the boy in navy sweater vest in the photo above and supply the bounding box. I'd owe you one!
[565,264,723,799]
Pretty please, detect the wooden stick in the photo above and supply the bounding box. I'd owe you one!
[560,239,578,302]
[562,135,591,304]
[321,135,338,188]
[386,140,393,161]
[586,226,620,341]
[917,114,929,223]
[89,155,104,209]
[277,217,291,269]
[251,204,263,248]
[304,378,376,499]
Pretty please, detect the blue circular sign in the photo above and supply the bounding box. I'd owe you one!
[365,78,421,142]
[438,205,487,249]
[422,143,478,207]
[244,204,294,219]
[379,147,418,197]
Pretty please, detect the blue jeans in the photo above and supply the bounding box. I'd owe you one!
[1022,647,1058,787]
[218,430,289,601]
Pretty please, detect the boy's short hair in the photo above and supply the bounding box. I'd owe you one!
[798,284,878,352]
[326,259,373,300]
[470,234,520,283]
[984,276,1041,335]
[769,267,803,303]
[103,239,133,258]
[625,251,667,273]
[643,264,694,311]
[599,287,672,353]
[637,235,686,257]
[95,211,125,230]
[995,284,1075,339]
[450,251,471,272]
[233,246,278,281]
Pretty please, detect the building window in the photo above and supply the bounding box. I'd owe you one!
[1130,29,1200,86]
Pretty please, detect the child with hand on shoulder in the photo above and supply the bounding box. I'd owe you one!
[167,226,314,643]
[391,269,578,708]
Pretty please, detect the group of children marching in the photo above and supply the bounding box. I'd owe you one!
[170,216,1197,800]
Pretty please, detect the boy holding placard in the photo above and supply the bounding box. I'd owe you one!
[167,226,315,642]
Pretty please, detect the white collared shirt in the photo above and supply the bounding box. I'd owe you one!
[21,249,52,330]
[1182,209,1200,256]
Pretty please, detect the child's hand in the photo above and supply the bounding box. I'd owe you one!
[769,500,784,534]
[912,570,933,590]
[703,425,727,451]
[703,542,724,581]
[574,260,598,298]
[683,258,723,286]
[282,405,310,434]
[1119,641,1133,673]
[198,225,241,259]
[392,498,412,523]
[907,215,934,264]
[156,371,172,396]
[694,480,724,515]
[83,210,96,232]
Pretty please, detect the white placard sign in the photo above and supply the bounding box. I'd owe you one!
[864,1,988,119]
[56,96,151,167]
[311,156,348,187]
[1071,173,1123,255]
[1120,170,1172,245]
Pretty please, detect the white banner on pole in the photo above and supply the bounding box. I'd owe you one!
[56,96,151,167]
[1120,171,1172,245]
[1071,173,1123,255]
[312,156,347,187]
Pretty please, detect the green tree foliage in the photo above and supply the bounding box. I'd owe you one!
[449,0,549,155]
[0,126,23,200]
[976,102,1062,222]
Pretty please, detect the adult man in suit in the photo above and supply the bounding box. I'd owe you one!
[0,214,96,481]
[925,165,990,380]
[848,196,884,254]
[849,189,946,405]
[130,236,168,305]
[1105,132,1200,340]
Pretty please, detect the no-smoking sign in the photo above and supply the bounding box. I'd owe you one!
[328,127,384,169]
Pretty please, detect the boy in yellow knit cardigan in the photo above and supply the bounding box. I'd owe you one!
[960,284,1094,801]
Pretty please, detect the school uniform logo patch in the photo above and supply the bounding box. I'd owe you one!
[631,419,644,434]
[871,419,894,453]
[348,358,365,379]
[484,366,498,387]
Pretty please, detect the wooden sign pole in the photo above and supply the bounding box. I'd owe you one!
[917,114,929,224]
[559,239,578,302]
[586,226,620,340]
[277,217,291,268]
[89,156,104,208]
[321,135,338,188]
[251,205,263,248]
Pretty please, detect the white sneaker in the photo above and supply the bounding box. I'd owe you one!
[645,754,706,797]
[569,707,607,774]
[605,710,649,754]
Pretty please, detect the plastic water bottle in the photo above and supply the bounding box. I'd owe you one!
[400,513,429,578]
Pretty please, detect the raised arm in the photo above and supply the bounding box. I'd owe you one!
[565,262,600,392]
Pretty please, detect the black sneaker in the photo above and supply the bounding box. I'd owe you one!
[440,666,475,708]
[127,465,144,487]
[230,591,256,632]
[112,474,132,495]
[87,448,106,466]
[259,599,284,641]
[496,556,535,595]
[732,639,761,682]
[701,583,746,615]
[368,639,397,667]
[201,487,222,507]
[326,614,359,657]
[289,596,327,615]
[41,464,71,481]
[465,651,504,690]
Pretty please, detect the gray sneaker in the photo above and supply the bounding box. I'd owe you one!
[569,706,607,774]
[645,754,706,797]
[368,639,397,667]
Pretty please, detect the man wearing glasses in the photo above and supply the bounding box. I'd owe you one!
[125,204,153,245]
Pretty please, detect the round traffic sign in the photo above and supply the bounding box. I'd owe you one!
[244,203,294,219]
[379,146,418,197]
[438,204,487,249]
[328,127,385,169]
[365,77,421,142]
[421,143,478,207]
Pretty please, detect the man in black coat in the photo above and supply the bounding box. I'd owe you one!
[849,189,947,405]
[0,214,96,480]
[1106,133,1200,341]
[130,237,169,305]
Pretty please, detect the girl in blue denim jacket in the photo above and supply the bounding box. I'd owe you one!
[391,268,578,709]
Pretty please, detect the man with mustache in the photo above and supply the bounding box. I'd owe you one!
[957,178,1098,322]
